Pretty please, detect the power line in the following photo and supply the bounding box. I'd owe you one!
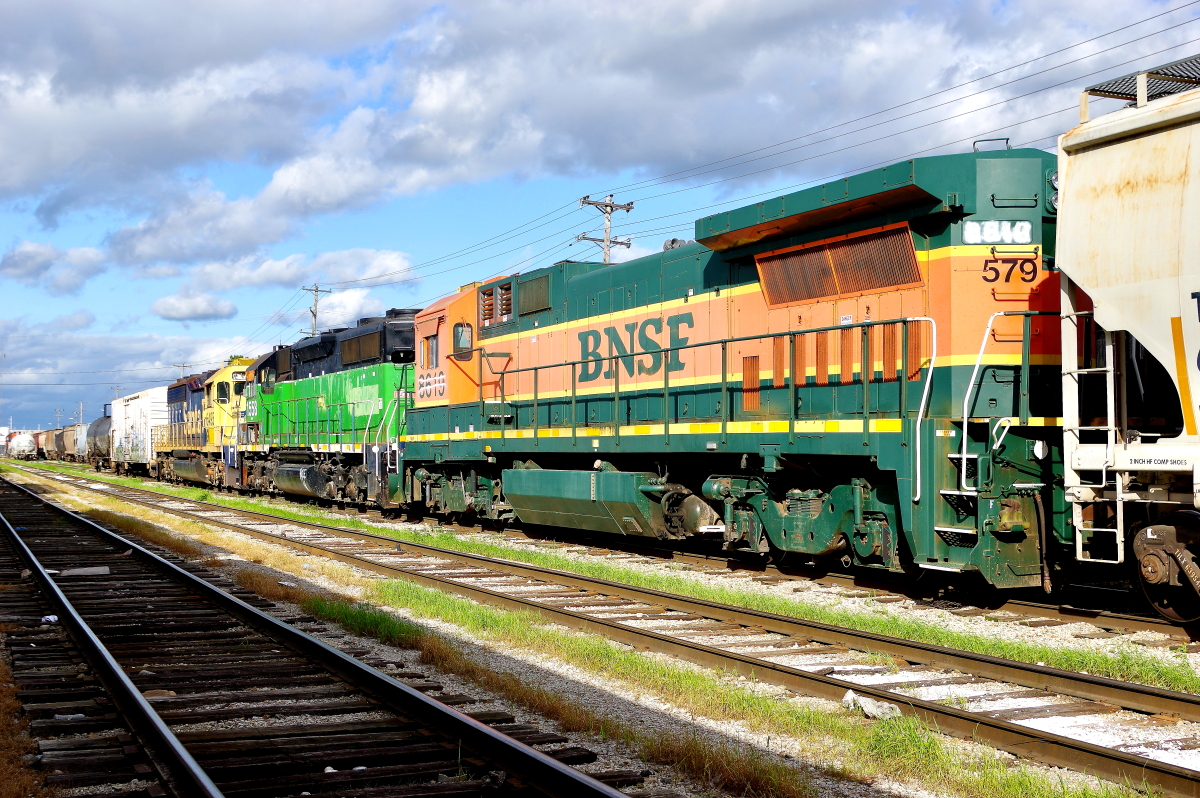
[594,0,1200,197]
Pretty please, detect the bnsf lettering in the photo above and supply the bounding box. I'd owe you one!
[578,313,693,383]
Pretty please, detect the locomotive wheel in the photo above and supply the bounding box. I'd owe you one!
[1140,578,1200,623]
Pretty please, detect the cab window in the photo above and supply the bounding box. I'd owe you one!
[216,382,230,403]
[452,323,473,361]
[422,335,439,368]
[233,381,245,396]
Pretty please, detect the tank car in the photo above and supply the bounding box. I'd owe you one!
[110,387,167,475]
[7,433,36,460]
[86,410,112,471]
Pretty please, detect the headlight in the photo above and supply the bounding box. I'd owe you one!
[1050,191,1059,210]
[1050,171,1059,190]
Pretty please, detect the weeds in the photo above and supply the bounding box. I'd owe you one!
[0,626,51,798]
[82,509,203,558]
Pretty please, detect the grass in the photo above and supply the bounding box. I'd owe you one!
[0,625,51,798]
[11,459,1200,695]
[234,576,817,798]
[284,578,1135,798]
[83,508,204,558]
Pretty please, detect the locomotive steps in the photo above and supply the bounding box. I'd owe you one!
[10,464,1200,797]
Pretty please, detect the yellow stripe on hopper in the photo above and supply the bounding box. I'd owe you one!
[1171,316,1198,436]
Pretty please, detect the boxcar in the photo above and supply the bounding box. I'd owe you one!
[110,388,168,475]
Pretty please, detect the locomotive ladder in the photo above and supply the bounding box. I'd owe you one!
[1061,276,1126,565]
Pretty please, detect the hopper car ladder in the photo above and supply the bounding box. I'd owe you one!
[1061,276,1125,565]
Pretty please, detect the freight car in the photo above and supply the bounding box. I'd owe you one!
[6,433,35,460]
[86,408,112,471]
[110,387,167,475]
[1054,55,1200,620]
[32,430,52,460]
[61,423,88,462]
[51,428,66,461]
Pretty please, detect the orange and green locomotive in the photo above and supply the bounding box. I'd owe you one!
[398,149,1071,589]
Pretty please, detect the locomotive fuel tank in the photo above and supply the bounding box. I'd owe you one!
[171,450,210,484]
[273,463,332,498]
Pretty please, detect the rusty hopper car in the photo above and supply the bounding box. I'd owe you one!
[397,145,1064,594]
[62,423,88,461]
[52,429,66,460]
[32,430,51,459]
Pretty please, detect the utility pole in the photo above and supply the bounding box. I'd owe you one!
[577,194,634,264]
[302,285,332,337]
[111,386,121,402]
[77,401,86,424]
[53,408,64,428]
[173,363,188,380]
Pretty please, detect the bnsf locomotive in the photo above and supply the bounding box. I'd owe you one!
[48,55,1200,621]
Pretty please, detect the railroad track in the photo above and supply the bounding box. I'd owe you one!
[16,465,1200,796]
[22,460,1185,638]
[0,475,641,798]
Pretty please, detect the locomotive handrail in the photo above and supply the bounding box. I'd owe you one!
[487,316,939,504]
[959,310,1057,492]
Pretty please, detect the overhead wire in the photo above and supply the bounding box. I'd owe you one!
[593,0,1200,196]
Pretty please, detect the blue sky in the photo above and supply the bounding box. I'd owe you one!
[0,0,1196,430]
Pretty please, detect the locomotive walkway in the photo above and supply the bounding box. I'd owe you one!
[16,466,1200,796]
[0,475,635,798]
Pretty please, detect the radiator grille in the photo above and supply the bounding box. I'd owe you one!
[742,356,760,411]
[814,332,829,387]
[341,331,380,365]
[839,327,857,384]
[772,337,786,388]
[756,225,922,307]
[519,275,551,315]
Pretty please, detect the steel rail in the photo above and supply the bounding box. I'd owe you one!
[22,469,1200,796]
[25,461,1185,636]
[0,490,226,797]
[0,475,629,798]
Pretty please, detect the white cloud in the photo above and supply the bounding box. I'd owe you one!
[150,291,238,321]
[93,0,1196,268]
[312,248,415,288]
[42,310,96,332]
[0,242,106,294]
[313,288,384,329]
[190,254,310,291]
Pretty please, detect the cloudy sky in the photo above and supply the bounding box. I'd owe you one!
[0,0,1197,429]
